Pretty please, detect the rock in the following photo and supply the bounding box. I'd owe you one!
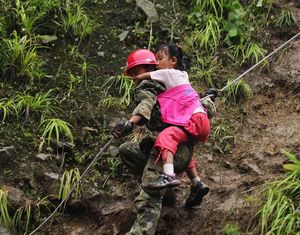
[0,146,15,167]
[118,30,129,41]
[39,35,57,44]
[135,0,159,22]
[30,171,60,194]
[98,201,135,235]
[36,153,57,161]
[2,185,30,209]
[238,161,262,175]
[202,153,213,162]
[0,226,10,235]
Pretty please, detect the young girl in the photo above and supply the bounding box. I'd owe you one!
[133,44,211,191]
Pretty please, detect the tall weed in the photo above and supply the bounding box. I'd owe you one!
[254,151,300,235]
[221,78,253,104]
[1,31,44,83]
[58,168,81,200]
[0,189,12,229]
[39,118,73,151]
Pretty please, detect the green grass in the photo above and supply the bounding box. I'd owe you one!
[60,1,95,42]
[221,78,253,105]
[229,39,267,65]
[275,8,296,28]
[13,203,31,234]
[58,168,81,200]
[14,90,58,119]
[102,74,134,106]
[39,118,74,151]
[187,14,221,52]
[0,97,19,122]
[1,31,44,83]
[254,151,300,235]
[12,196,52,234]
[192,0,224,17]
[67,71,82,96]
[223,222,240,235]
[0,189,12,229]
[211,122,234,154]
[190,54,218,87]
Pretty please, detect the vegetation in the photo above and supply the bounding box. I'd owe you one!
[58,168,81,200]
[0,0,297,233]
[253,151,300,235]
[39,118,74,151]
[0,189,12,229]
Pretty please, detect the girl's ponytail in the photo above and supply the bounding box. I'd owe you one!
[157,44,191,71]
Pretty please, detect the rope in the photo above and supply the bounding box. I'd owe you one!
[201,31,300,100]
[28,137,114,235]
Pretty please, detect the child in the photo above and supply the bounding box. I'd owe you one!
[132,44,211,198]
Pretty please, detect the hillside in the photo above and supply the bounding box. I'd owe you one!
[0,0,299,234]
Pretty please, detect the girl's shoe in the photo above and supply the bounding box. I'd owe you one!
[144,173,181,190]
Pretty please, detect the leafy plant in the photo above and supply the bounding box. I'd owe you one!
[58,168,81,200]
[60,1,95,42]
[13,203,31,234]
[275,8,296,28]
[1,31,44,83]
[191,0,225,17]
[0,97,19,122]
[39,118,73,151]
[221,78,253,104]
[105,155,121,174]
[229,38,267,65]
[14,90,58,119]
[0,189,12,229]
[224,1,247,45]
[223,222,240,235]
[15,0,38,35]
[190,54,218,87]
[12,196,53,234]
[187,14,221,52]
[211,122,234,154]
[102,74,134,106]
[14,0,60,35]
[98,96,123,109]
[254,151,300,235]
[77,57,97,88]
[68,71,82,96]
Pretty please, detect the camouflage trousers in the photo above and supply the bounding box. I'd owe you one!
[119,139,193,235]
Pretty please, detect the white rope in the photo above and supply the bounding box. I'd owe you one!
[220,31,300,92]
[28,137,114,235]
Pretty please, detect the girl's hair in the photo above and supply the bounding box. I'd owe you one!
[156,43,191,71]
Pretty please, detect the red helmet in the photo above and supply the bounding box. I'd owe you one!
[125,49,157,75]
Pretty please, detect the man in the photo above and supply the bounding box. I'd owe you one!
[112,49,217,234]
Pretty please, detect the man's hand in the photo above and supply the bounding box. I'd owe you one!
[111,120,134,138]
[203,88,218,102]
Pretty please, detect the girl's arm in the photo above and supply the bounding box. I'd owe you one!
[134,72,151,82]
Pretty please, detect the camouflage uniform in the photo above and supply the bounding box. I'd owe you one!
[119,80,215,235]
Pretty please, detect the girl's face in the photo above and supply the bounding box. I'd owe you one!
[156,50,177,70]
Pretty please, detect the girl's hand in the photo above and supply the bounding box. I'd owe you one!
[133,72,151,82]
